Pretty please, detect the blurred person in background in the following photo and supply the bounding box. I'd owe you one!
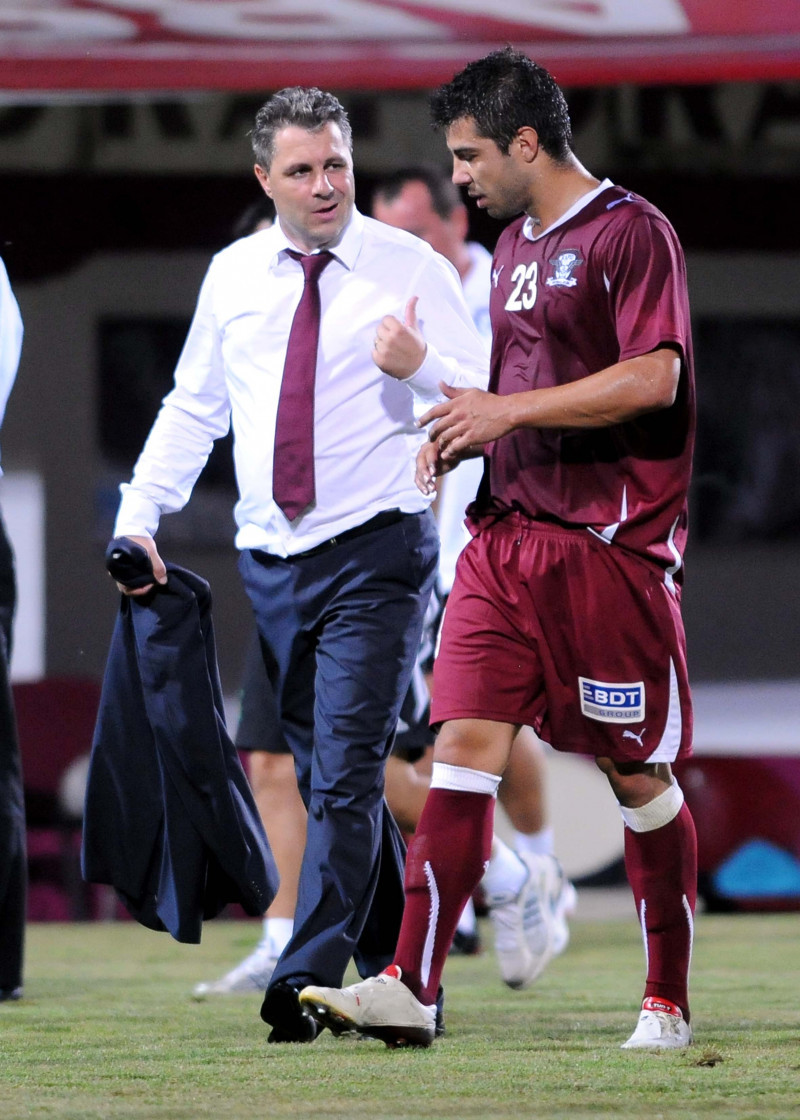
[373,165,576,979]
[0,256,25,1003]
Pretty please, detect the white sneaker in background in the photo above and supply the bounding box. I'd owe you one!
[487,852,563,989]
[551,870,578,957]
[621,997,693,1050]
[192,940,279,999]
[299,965,436,1048]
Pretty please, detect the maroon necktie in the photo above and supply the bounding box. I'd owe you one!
[272,250,333,521]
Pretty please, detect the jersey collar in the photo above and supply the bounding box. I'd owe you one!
[522,178,614,242]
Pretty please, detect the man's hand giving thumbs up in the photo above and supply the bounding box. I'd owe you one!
[372,295,427,380]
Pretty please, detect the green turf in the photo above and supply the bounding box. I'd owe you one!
[1,911,798,1119]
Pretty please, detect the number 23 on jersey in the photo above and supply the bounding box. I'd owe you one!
[504,261,538,312]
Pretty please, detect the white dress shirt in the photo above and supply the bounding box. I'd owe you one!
[0,259,23,475]
[460,241,493,351]
[115,209,489,556]
[436,241,492,593]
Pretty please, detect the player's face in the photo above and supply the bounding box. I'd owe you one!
[255,123,354,252]
[445,117,533,221]
[372,181,463,264]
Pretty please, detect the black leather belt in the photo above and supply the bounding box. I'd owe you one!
[255,508,406,562]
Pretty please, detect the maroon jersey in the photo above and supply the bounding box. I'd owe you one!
[475,182,695,586]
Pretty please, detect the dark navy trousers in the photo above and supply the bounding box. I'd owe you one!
[0,513,24,994]
[239,509,438,989]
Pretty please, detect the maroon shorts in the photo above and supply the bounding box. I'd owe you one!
[431,514,693,764]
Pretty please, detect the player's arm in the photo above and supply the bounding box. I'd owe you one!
[419,347,680,460]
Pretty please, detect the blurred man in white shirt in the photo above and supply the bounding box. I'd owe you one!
[372,166,575,979]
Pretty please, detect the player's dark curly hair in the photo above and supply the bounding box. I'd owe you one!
[430,47,573,162]
[250,87,352,169]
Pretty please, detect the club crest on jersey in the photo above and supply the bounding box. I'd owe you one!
[546,250,583,288]
[579,677,645,724]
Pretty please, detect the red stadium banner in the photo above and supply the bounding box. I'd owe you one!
[1,1,800,92]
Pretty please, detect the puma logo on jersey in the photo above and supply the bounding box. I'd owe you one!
[606,192,635,210]
[622,728,647,747]
[492,266,504,288]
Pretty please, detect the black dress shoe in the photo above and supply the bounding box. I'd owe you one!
[0,987,22,1002]
[261,979,320,1044]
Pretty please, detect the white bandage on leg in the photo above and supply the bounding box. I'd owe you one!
[430,762,501,797]
[619,778,685,833]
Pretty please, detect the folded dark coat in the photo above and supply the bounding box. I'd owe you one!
[82,564,278,943]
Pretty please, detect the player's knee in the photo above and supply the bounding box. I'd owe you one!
[596,755,672,808]
[433,718,513,774]
[249,750,296,795]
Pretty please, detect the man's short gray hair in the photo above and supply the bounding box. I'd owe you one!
[250,87,352,169]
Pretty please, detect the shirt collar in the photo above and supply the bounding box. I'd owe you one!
[265,207,364,271]
[522,179,614,241]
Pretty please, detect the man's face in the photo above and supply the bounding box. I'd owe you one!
[372,180,465,265]
[255,122,355,252]
[445,117,532,221]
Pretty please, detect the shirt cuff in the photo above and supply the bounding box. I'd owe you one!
[403,345,452,403]
[113,484,162,540]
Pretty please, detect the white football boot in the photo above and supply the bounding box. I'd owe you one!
[621,997,693,1050]
[299,965,436,1048]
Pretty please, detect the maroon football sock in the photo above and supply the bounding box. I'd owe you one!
[624,801,697,1020]
[393,788,494,1005]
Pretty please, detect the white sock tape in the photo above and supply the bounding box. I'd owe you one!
[619,778,685,833]
[430,762,501,797]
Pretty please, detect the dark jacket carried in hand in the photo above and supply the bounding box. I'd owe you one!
[82,560,278,943]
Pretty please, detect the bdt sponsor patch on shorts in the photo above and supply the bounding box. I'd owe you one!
[578,677,645,724]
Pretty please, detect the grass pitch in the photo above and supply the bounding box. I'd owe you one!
[1,906,798,1119]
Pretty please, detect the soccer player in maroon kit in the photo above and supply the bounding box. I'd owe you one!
[300,47,698,1051]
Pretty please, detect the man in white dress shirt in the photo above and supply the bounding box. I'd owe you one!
[112,87,488,1042]
[0,257,25,1002]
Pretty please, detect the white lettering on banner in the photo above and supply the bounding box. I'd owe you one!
[0,0,689,46]
[399,0,690,36]
[94,0,449,41]
[0,7,135,42]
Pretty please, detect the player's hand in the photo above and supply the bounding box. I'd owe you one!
[419,383,513,460]
[115,534,168,596]
[414,440,458,495]
[372,296,427,380]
